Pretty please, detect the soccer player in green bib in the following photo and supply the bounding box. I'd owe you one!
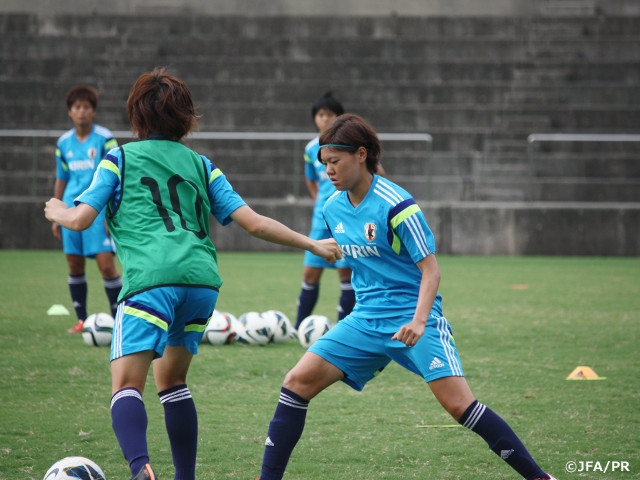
[256,114,557,480]
[45,68,341,480]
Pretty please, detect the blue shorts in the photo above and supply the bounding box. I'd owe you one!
[308,314,464,391]
[110,286,219,361]
[303,227,348,269]
[61,211,115,257]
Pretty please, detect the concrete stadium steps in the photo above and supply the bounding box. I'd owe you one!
[1,11,639,253]
[4,197,638,256]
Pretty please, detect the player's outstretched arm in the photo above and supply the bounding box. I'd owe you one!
[44,198,99,232]
[230,205,341,263]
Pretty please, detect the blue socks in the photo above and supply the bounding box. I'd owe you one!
[111,388,149,475]
[159,385,198,480]
[68,274,87,321]
[103,276,122,317]
[260,387,309,480]
[459,400,547,479]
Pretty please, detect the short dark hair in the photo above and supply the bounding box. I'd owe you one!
[311,91,344,120]
[126,67,200,141]
[65,85,98,110]
[319,114,382,174]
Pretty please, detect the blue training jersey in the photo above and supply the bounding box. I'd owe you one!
[323,175,443,319]
[304,136,338,230]
[55,125,118,205]
[75,146,247,229]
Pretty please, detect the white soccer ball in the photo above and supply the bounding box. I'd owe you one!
[204,311,237,345]
[201,309,220,343]
[261,310,293,343]
[230,315,246,343]
[82,313,114,347]
[43,456,105,480]
[297,314,333,349]
[221,312,239,342]
[237,311,272,345]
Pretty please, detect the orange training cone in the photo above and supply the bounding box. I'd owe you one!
[566,366,606,380]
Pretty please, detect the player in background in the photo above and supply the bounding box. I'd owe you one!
[44,67,341,480]
[256,114,556,480]
[295,92,385,330]
[52,85,122,333]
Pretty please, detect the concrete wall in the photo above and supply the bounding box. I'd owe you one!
[4,198,639,256]
[1,5,639,255]
[0,0,543,17]
[2,0,639,17]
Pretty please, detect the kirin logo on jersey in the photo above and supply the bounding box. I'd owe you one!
[364,222,377,242]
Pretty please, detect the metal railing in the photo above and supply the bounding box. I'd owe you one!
[0,129,433,199]
[526,132,640,201]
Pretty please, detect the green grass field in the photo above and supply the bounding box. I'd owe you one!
[1,250,638,479]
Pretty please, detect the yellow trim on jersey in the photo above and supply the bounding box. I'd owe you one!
[389,204,421,254]
[104,138,118,150]
[123,305,168,331]
[98,159,120,179]
[209,168,222,183]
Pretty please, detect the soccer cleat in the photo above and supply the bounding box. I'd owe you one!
[131,463,156,480]
[533,476,557,480]
[67,320,84,333]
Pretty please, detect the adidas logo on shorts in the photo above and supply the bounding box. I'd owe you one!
[429,357,445,370]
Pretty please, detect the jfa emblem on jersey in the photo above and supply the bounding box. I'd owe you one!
[364,222,377,242]
[88,147,98,159]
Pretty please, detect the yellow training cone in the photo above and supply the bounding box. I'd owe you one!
[566,366,606,380]
[47,304,70,316]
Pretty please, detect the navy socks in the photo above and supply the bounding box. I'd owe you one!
[337,281,355,320]
[111,388,149,475]
[112,385,199,479]
[260,387,309,480]
[295,282,319,328]
[103,276,122,317]
[459,400,547,479]
[159,384,198,480]
[68,274,87,321]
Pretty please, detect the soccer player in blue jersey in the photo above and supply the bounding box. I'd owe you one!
[53,85,122,333]
[256,114,556,480]
[294,92,353,329]
[44,68,341,480]
[295,92,385,329]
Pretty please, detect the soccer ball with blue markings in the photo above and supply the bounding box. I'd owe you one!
[81,313,114,347]
[297,314,333,349]
[236,311,273,345]
[261,310,293,343]
[43,456,105,480]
